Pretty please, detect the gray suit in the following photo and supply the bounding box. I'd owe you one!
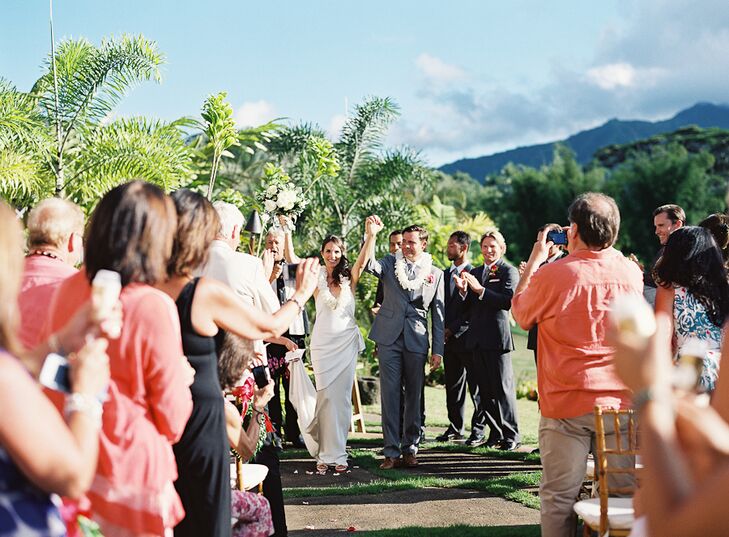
[367,254,445,458]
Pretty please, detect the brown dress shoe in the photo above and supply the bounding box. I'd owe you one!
[379,457,399,470]
[402,453,418,468]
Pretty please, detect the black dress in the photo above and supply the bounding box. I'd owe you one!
[173,279,231,537]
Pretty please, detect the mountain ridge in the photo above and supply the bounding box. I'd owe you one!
[439,102,729,181]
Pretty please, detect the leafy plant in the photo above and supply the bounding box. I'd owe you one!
[200,91,239,200]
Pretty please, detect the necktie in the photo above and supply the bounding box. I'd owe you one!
[449,268,456,294]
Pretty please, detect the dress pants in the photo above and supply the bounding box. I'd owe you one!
[539,413,635,537]
[267,335,306,442]
[378,334,427,458]
[254,439,287,536]
[443,344,485,436]
[470,350,519,443]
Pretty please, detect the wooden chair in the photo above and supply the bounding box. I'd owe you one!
[350,371,366,433]
[574,406,639,536]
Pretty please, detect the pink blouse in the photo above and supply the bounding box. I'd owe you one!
[47,271,193,536]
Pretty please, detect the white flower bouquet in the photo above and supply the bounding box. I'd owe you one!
[257,163,309,231]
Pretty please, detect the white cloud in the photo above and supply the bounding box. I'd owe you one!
[586,62,636,89]
[326,113,347,140]
[415,53,466,83]
[234,100,276,127]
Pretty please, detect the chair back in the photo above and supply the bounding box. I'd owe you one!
[594,406,639,536]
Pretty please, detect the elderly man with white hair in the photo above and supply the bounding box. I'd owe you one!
[200,201,296,356]
[18,197,85,350]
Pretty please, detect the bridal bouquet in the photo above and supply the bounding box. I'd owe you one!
[257,163,308,230]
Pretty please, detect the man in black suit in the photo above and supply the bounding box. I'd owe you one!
[455,228,520,450]
[435,231,487,443]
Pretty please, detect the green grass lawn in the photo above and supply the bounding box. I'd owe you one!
[363,332,541,446]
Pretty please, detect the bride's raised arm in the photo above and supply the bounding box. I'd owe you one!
[350,215,383,289]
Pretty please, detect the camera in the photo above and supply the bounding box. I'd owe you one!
[546,229,568,245]
[252,364,271,389]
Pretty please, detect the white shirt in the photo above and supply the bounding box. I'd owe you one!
[270,262,307,336]
[199,240,280,355]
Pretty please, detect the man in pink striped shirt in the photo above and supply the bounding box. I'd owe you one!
[512,192,643,537]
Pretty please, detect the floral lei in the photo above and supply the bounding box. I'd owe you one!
[231,378,270,459]
[394,250,434,291]
[317,267,352,310]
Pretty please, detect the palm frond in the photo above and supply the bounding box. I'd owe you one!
[336,96,399,184]
[65,116,194,207]
[0,149,54,207]
[32,35,164,135]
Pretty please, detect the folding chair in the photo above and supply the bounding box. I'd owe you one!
[574,406,639,536]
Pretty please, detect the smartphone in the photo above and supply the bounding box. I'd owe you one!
[252,364,271,388]
[546,229,568,245]
[39,353,71,393]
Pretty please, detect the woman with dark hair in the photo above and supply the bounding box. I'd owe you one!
[46,181,195,536]
[156,189,319,537]
[699,213,729,269]
[654,226,729,392]
[304,234,370,474]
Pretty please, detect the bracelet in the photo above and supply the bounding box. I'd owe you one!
[48,333,65,355]
[64,393,103,428]
[286,296,304,313]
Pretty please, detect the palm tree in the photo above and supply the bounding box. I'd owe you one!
[270,97,431,253]
[0,35,196,209]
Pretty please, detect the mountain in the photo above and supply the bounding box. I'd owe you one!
[439,103,729,181]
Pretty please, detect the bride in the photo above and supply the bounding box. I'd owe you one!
[283,227,369,474]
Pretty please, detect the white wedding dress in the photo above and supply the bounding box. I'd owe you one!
[303,274,365,466]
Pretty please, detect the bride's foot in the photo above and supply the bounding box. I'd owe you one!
[316,463,328,475]
[334,464,348,473]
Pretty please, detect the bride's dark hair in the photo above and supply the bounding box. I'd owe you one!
[320,235,351,285]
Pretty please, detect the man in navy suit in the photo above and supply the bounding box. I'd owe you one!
[435,231,487,443]
[455,228,520,450]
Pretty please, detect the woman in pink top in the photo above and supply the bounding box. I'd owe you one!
[46,181,194,537]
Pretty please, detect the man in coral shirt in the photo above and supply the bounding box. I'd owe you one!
[18,198,84,350]
[512,192,643,537]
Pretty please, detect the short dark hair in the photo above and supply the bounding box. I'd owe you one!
[402,225,428,243]
[85,181,177,286]
[168,190,220,277]
[449,230,471,247]
[539,223,562,233]
[653,204,686,224]
[567,192,620,249]
[389,229,403,239]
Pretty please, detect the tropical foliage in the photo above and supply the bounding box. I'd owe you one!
[0,35,196,209]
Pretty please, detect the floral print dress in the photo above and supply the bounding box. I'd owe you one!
[673,286,723,392]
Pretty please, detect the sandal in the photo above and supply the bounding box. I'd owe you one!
[334,464,348,473]
[316,463,328,475]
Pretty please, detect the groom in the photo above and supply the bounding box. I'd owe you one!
[364,216,445,469]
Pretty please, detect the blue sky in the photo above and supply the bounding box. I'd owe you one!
[3,1,728,165]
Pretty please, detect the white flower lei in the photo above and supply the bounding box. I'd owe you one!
[317,267,352,310]
[394,250,433,291]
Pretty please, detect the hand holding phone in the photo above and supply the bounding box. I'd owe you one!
[546,229,568,245]
[252,364,271,389]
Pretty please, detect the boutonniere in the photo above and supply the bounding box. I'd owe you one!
[424,273,435,286]
[488,264,499,279]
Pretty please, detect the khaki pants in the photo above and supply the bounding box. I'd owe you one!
[539,413,635,537]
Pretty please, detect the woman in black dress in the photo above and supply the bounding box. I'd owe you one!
[158,190,320,536]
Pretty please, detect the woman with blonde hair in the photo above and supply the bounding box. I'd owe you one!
[0,200,110,536]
